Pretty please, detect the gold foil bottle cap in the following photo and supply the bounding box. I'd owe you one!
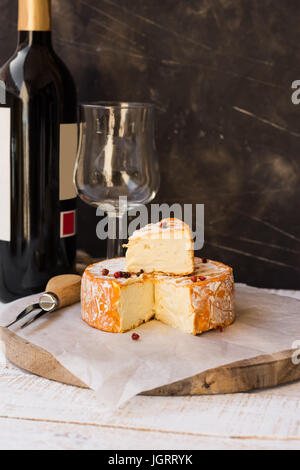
[18,0,51,32]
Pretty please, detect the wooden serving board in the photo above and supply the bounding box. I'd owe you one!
[1,326,299,396]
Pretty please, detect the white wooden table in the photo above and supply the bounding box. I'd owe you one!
[0,289,300,450]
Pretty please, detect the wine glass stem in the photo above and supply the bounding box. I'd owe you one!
[107,213,126,259]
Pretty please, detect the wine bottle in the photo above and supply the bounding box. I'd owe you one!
[0,0,77,302]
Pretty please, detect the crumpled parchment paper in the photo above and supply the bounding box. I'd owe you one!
[0,283,299,410]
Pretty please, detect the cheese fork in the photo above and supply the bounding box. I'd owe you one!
[6,275,81,329]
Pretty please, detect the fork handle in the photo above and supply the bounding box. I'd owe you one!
[46,275,81,310]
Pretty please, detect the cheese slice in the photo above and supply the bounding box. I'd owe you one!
[81,257,234,335]
[125,218,194,275]
[81,258,154,333]
[154,258,234,335]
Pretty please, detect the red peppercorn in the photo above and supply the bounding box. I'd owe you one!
[132,333,140,341]
[191,276,197,282]
[199,276,206,281]
[218,327,223,333]
[102,269,109,276]
[114,271,121,279]
[122,272,131,279]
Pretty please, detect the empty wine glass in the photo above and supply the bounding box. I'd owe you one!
[74,102,160,259]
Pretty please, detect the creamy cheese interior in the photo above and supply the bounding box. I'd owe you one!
[126,238,193,275]
[119,280,155,332]
[155,282,195,334]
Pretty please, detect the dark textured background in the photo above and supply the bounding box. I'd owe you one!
[1,0,300,288]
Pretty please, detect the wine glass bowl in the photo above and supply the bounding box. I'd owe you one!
[74,102,160,257]
[75,102,160,212]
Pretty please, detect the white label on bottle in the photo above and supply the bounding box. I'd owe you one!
[60,123,78,201]
[0,108,11,242]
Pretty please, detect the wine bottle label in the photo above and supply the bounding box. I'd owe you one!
[18,0,51,32]
[59,123,78,201]
[0,108,11,242]
[60,210,76,238]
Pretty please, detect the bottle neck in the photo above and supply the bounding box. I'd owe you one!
[18,0,51,36]
[18,30,52,48]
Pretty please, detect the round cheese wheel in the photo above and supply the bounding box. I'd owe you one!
[81,257,234,335]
